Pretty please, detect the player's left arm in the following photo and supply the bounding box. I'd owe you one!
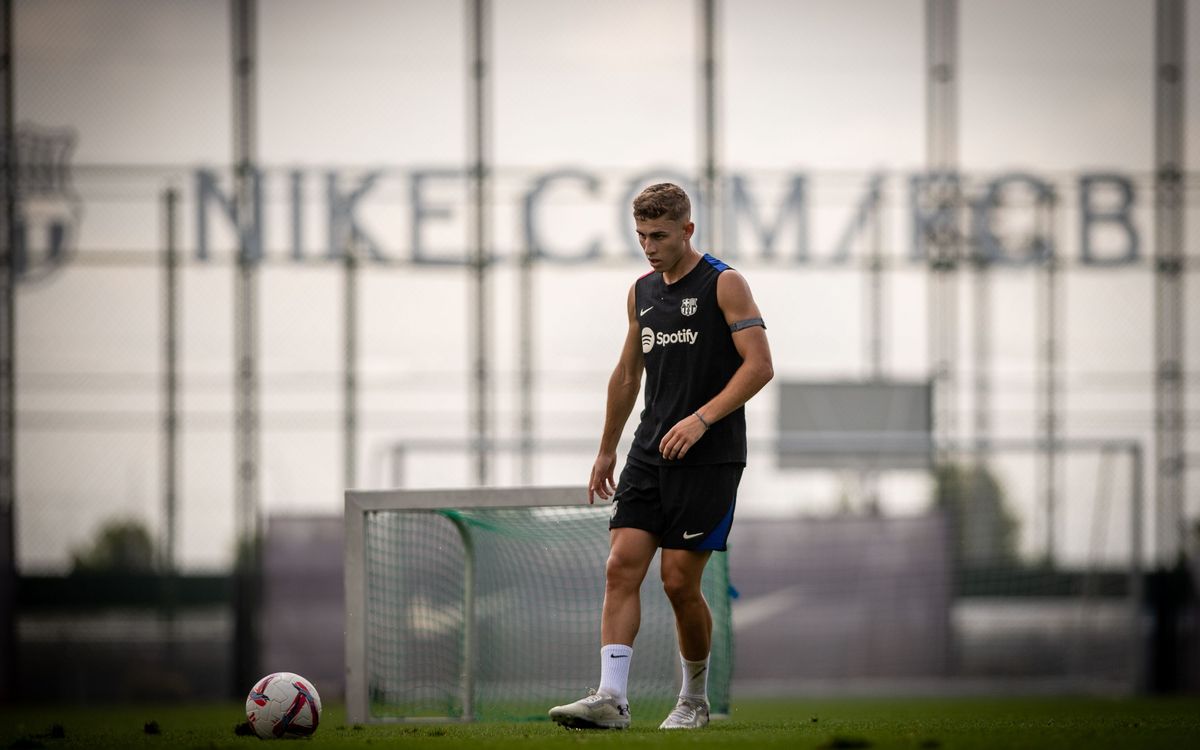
[658,270,774,460]
[701,269,774,423]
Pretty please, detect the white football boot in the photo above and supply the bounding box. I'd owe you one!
[658,696,710,729]
[548,688,631,730]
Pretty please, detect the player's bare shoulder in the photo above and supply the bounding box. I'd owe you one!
[715,268,762,323]
[624,281,641,326]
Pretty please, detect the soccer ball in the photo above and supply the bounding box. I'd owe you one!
[245,672,322,739]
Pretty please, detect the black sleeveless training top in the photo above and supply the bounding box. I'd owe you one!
[629,253,747,466]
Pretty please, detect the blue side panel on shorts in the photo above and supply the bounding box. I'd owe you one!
[694,499,736,551]
[702,253,731,272]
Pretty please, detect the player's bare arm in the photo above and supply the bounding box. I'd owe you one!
[589,284,645,504]
[658,270,773,461]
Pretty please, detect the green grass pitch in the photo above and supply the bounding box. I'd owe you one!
[3,696,1199,749]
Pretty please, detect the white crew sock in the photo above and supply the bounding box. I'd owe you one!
[679,653,709,700]
[598,644,633,704]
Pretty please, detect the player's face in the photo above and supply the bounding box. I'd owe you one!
[635,216,694,273]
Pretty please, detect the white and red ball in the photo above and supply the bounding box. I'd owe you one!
[245,672,322,739]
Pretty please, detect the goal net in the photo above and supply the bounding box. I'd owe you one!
[344,487,732,723]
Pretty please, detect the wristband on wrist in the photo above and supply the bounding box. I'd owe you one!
[694,411,710,429]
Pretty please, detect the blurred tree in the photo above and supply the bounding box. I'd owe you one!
[932,463,1020,566]
[70,518,158,574]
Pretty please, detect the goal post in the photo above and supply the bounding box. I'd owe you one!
[344,486,733,724]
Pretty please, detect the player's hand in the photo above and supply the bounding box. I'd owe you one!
[659,413,708,461]
[588,451,618,504]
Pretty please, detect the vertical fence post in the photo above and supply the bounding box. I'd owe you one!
[1037,190,1061,564]
[230,0,261,698]
[0,0,16,704]
[517,241,533,484]
[344,235,358,490]
[161,186,181,666]
[925,0,961,473]
[1153,0,1186,565]
[1129,442,1146,693]
[699,0,722,249]
[466,0,492,486]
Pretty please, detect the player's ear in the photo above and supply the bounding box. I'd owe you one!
[682,221,695,240]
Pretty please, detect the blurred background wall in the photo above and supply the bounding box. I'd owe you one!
[1,0,1197,702]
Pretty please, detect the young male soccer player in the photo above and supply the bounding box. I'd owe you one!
[549,183,773,730]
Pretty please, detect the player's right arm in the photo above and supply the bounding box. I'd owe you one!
[588,283,644,504]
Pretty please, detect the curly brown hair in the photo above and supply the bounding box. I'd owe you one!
[632,183,691,223]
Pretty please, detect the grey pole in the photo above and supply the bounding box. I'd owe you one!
[0,0,16,703]
[924,0,961,466]
[467,0,491,485]
[1153,0,1186,564]
[864,177,885,511]
[867,177,885,378]
[162,188,180,580]
[1036,191,1060,564]
[343,235,358,490]
[1130,442,1145,692]
[970,240,990,457]
[161,187,181,667]
[518,231,533,484]
[925,1,959,676]
[969,194,992,542]
[699,0,722,250]
[230,0,260,697]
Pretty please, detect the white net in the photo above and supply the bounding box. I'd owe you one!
[348,495,731,723]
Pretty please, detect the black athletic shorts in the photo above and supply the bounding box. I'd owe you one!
[609,454,743,551]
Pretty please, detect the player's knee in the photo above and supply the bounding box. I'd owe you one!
[604,549,643,591]
[660,568,701,605]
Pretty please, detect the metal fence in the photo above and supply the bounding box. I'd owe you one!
[15,164,1197,565]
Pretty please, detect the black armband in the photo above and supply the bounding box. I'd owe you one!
[729,317,766,333]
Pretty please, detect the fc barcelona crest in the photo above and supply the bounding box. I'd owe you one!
[8,124,82,283]
[681,298,698,316]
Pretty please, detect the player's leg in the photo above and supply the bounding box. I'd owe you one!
[601,526,659,646]
[655,462,743,729]
[550,456,663,730]
[600,455,665,700]
[657,548,714,730]
[659,548,714,729]
[660,548,713,660]
[549,528,656,729]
